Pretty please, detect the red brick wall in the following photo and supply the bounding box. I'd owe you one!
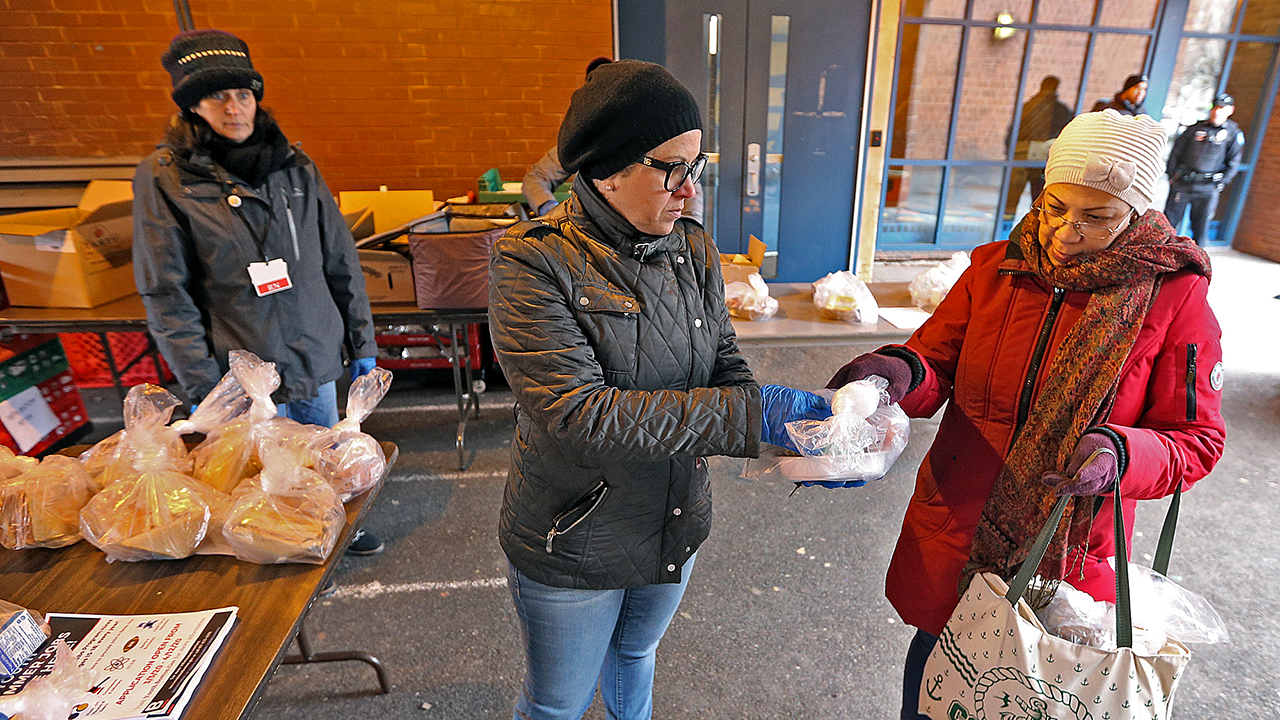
[1233,90,1280,261]
[0,0,613,197]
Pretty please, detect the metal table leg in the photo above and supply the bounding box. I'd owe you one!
[443,321,481,470]
[281,620,391,694]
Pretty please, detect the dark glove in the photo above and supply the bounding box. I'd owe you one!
[760,384,831,453]
[1041,431,1122,497]
[350,356,378,382]
[826,351,914,404]
[797,479,867,490]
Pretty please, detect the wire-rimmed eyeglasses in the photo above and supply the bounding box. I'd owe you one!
[640,153,708,192]
[1032,203,1133,241]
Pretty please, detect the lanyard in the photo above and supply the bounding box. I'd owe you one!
[229,192,275,262]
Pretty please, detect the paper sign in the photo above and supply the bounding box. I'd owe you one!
[876,306,932,331]
[0,385,60,452]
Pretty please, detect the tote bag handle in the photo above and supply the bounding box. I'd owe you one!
[1005,479,1184,650]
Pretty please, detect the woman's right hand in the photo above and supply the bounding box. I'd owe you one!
[825,351,914,404]
[760,385,831,452]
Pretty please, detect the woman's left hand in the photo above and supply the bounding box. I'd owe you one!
[1041,431,1121,496]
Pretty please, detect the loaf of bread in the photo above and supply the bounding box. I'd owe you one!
[223,467,344,564]
[78,470,211,561]
[0,455,99,550]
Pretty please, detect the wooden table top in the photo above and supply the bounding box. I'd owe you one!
[0,441,398,720]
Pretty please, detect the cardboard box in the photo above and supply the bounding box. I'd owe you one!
[343,207,375,241]
[0,180,135,308]
[338,188,439,233]
[720,235,768,285]
[359,246,416,303]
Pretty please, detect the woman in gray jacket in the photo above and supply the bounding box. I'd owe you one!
[489,60,828,720]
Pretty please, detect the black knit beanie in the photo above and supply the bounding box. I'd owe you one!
[558,60,703,180]
[1122,73,1148,92]
[162,30,264,110]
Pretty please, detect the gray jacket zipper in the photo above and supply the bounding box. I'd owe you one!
[282,187,300,261]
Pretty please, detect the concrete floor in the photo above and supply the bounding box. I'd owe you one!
[70,250,1280,719]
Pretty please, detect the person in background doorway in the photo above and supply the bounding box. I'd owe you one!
[1092,73,1148,116]
[132,29,384,555]
[825,110,1224,719]
[522,57,704,224]
[491,59,828,720]
[1004,76,1074,219]
[1164,93,1244,247]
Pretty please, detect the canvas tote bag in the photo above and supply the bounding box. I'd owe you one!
[920,483,1190,720]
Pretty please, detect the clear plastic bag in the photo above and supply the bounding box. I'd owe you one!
[223,443,346,564]
[0,455,100,550]
[907,251,970,313]
[0,639,95,720]
[724,274,779,321]
[168,366,252,436]
[189,351,281,494]
[0,446,38,481]
[1036,564,1230,652]
[77,385,210,562]
[314,367,393,501]
[812,270,879,324]
[81,385,192,488]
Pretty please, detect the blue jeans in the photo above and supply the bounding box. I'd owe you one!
[901,628,938,720]
[276,380,338,427]
[507,554,696,720]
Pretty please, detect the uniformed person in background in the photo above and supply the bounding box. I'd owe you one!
[1164,94,1244,246]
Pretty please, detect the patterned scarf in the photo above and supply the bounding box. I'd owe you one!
[961,209,1210,596]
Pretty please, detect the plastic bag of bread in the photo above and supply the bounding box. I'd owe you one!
[223,443,345,564]
[78,386,211,562]
[0,446,38,480]
[907,251,969,312]
[812,270,879,324]
[0,455,100,550]
[189,351,280,494]
[169,363,253,436]
[313,367,392,501]
[724,274,779,321]
[80,385,193,487]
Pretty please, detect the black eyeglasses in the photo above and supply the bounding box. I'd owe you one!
[639,153,708,192]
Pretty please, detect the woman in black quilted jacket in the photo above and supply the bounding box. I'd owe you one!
[488,60,829,720]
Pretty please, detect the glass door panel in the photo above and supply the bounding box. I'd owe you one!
[954,29,1028,160]
[1240,0,1280,35]
[892,24,962,160]
[1037,0,1097,27]
[942,165,1004,245]
[1184,0,1240,33]
[881,165,945,244]
[1020,30,1090,116]
[1225,41,1275,147]
[1098,0,1161,29]
[1165,37,1229,127]
[1083,34,1152,110]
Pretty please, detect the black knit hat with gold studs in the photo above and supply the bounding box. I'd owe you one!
[162,30,264,110]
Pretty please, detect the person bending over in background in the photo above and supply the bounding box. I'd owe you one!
[827,110,1224,719]
[490,59,826,720]
[132,29,384,555]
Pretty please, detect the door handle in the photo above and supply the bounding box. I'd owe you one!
[746,142,761,196]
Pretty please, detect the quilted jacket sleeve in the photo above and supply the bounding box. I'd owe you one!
[489,230,762,462]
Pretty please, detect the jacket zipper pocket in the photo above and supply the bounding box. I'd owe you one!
[1185,343,1198,421]
[545,480,609,553]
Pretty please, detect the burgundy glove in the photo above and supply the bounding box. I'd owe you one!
[826,351,914,404]
[1042,431,1122,497]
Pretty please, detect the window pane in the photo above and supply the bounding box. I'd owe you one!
[1241,0,1280,35]
[1083,33,1151,112]
[1020,30,1090,128]
[903,0,966,19]
[1184,0,1239,33]
[955,28,1028,160]
[892,24,962,160]
[941,165,1003,245]
[1098,0,1160,29]
[1225,42,1275,147]
[761,16,790,251]
[971,0,1032,23]
[1164,37,1228,128]
[881,165,944,244]
[1037,0,1097,27]
[703,14,723,241]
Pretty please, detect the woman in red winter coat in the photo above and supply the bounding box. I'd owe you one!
[827,109,1225,720]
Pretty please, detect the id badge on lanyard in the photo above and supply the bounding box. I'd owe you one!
[247,258,293,297]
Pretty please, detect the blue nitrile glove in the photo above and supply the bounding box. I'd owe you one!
[798,478,867,490]
[1041,431,1123,496]
[760,384,831,453]
[190,404,199,415]
[350,356,378,381]
[537,200,558,216]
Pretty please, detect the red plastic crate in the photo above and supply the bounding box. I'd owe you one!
[374,322,485,371]
[0,369,89,456]
[58,332,173,388]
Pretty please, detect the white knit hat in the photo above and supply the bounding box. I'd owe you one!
[1043,109,1166,214]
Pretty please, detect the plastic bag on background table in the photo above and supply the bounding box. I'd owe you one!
[724,274,779,321]
[0,639,94,720]
[78,385,211,562]
[80,385,192,487]
[0,447,38,481]
[223,443,345,564]
[313,367,393,501]
[744,378,909,486]
[907,251,970,312]
[189,351,280,494]
[812,271,879,324]
[0,455,100,550]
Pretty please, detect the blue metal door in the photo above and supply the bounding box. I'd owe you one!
[665,0,871,282]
